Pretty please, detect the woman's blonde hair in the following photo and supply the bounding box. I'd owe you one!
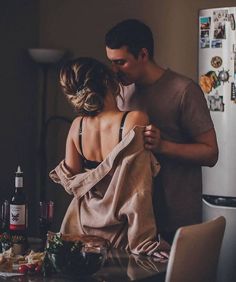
[59,57,119,116]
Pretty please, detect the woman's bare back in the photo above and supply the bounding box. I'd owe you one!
[66,110,148,173]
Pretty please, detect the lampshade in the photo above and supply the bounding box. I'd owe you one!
[28,48,65,64]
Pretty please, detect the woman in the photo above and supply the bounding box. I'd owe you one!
[50,57,169,258]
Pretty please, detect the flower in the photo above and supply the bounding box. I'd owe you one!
[0,232,11,244]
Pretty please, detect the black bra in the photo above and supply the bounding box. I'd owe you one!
[79,112,130,169]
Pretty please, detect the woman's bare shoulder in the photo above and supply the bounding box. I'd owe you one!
[126,111,149,126]
[122,111,149,136]
[71,116,82,126]
[68,116,82,137]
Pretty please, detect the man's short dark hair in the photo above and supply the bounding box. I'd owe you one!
[105,19,154,59]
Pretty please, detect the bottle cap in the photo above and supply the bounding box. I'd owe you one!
[15,165,23,187]
[16,166,23,176]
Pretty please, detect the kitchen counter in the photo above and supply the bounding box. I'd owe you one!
[1,248,167,282]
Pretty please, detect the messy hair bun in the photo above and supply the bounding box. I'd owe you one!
[59,57,119,116]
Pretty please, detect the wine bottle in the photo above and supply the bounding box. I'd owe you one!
[9,166,28,253]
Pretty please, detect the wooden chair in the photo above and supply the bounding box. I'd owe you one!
[165,216,226,282]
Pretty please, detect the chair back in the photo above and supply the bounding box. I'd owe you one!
[165,216,226,282]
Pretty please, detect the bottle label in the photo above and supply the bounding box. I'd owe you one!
[15,177,23,188]
[10,204,26,230]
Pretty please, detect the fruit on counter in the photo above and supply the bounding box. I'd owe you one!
[18,262,42,274]
[18,264,28,274]
[0,248,45,275]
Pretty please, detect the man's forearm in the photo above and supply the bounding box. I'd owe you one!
[157,139,218,167]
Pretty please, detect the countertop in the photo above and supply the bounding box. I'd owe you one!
[0,248,167,282]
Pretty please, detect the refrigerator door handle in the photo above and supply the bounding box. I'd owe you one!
[203,195,236,208]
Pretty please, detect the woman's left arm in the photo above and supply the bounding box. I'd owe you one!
[65,119,83,175]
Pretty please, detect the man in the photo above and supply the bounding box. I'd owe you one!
[105,19,218,243]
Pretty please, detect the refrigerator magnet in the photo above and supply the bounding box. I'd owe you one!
[214,23,226,39]
[229,14,235,30]
[207,94,224,112]
[200,38,210,48]
[200,30,210,48]
[200,71,221,93]
[211,40,222,48]
[211,56,223,68]
[213,10,228,39]
[200,17,211,30]
[200,75,213,93]
[201,30,210,38]
[231,83,236,101]
[218,69,230,83]
[207,71,221,88]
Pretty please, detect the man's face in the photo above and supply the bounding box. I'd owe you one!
[106,46,144,86]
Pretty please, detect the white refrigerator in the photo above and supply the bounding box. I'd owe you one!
[198,7,236,282]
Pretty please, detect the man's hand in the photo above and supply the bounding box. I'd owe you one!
[144,124,161,153]
[144,125,218,166]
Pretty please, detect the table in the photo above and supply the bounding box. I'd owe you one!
[1,235,168,282]
[1,248,167,282]
[93,248,167,282]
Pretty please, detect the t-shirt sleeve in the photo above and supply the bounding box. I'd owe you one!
[180,81,214,138]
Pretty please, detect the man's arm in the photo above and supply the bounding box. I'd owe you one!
[144,124,218,167]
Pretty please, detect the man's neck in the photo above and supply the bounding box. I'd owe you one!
[136,62,165,87]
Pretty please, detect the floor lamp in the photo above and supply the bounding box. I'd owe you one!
[28,48,71,202]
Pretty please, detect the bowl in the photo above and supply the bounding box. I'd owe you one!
[45,233,109,277]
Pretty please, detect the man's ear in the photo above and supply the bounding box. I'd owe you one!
[139,48,149,62]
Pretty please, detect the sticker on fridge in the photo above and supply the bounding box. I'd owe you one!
[200,38,210,48]
[213,9,228,39]
[200,17,211,30]
[199,71,221,94]
[211,40,222,48]
[231,83,236,102]
[207,93,224,112]
[200,30,210,48]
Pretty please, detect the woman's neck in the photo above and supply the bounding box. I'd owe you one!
[103,90,120,112]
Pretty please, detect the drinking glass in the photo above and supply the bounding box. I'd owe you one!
[39,201,54,245]
[0,200,9,232]
[0,200,10,252]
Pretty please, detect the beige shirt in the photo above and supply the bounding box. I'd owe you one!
[49,126,167,256]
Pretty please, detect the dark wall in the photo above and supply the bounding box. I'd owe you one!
[0,0,39,235]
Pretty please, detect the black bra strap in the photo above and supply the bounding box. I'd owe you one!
[79,117,85,157]
[119,111,130,142]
